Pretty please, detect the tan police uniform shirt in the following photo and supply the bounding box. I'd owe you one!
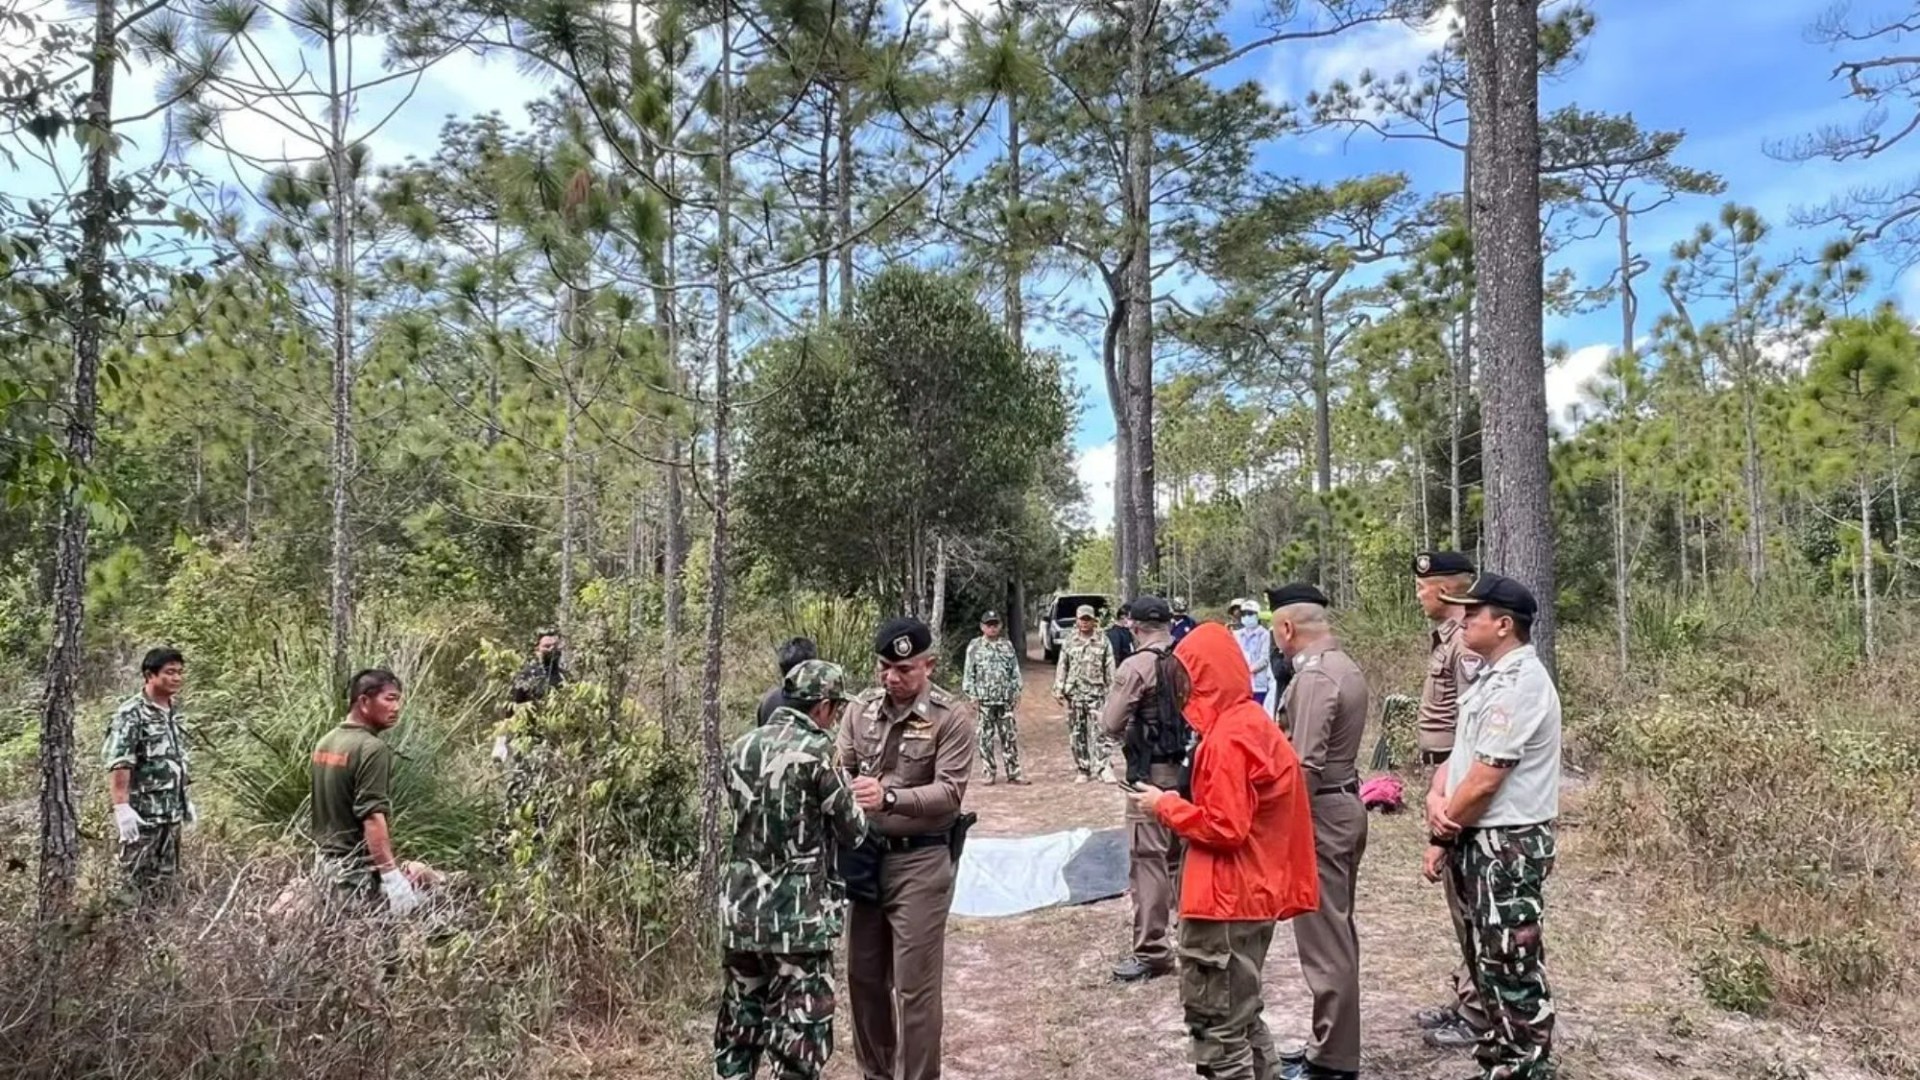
[1099,624,1173,742]
[1417,617,1479,764]
[1276,637,1369,790]
[836,682,976,837]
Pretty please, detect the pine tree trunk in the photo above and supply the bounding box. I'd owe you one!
[38,0,118,920]
[653,105,687,728]
[818,96,833,322]
[1614,462,1629,674]
[1676,499,1689,595]
[1742,380,1764,588]
[558,288,580,635]
[1467,0,1557,672]
[325,15,355,687]
[929,535,949,652]
[697,0,737,906]
[1311,290,1332,590]
[1892,432,1907,599]
[1615,206,1634,674]
[836,79,854,319]
[1104,296,1132,587]
[1121,0,1155,597]
[1452,134,1472,551]
[1005,72,1025,355]
[1860,469,1875,661]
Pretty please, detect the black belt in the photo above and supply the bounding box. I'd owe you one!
[879,831,950,853]
[1312,779,1359,796]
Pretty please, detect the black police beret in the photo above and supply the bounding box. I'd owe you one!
[1413,551,1475,577]
[1265,582,1331,610]
[874,616,933,660]
[1128,595,1172,623]
[1442,573,1538,622]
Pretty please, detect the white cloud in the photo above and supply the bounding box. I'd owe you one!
[1075,440,1117,535]
[1900,265,1920,317]
[1546,342,1612,432]
[1267,5,1455,106]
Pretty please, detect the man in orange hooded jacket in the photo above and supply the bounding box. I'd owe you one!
[1132,622,1321,1080]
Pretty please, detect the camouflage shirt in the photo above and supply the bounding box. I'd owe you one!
[963,636,1022,706]
[102,694,190,823]
[509,655,565,706]
[721,706,869,954]
[1054,631,1114,703]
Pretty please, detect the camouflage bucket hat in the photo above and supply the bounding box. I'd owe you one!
[783,658,850,704]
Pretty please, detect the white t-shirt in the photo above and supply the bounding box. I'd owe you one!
[1445,644,1561,827]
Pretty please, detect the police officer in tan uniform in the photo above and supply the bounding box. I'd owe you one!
[1269,583,1369,1080]
[838,616,977,1080]
[1410,551,1491,1050]
[1099,594,1185,983]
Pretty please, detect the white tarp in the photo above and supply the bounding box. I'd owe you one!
[951,827,1131,918]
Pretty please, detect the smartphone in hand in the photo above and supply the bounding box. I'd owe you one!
[1114,778,1143,793]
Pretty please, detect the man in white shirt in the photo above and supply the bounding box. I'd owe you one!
[1424,573,1561,1080]
[1233,600,1274,706]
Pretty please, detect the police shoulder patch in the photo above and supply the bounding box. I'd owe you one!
[927,684,955,708]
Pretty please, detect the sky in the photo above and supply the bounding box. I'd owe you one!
[6,0,1911,533]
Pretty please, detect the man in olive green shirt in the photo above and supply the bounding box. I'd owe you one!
[310,668,429,914]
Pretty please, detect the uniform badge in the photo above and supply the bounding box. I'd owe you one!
[893,636,912,657]
[1416,553,1432,574]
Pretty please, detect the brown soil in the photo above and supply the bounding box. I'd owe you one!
[632,645,1873,1080]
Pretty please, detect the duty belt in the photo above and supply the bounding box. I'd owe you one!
[1312,779,1360,797]
[880,830,951,853]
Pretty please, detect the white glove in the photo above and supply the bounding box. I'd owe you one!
[380,869,422,916]
[491,735,511,763]
[113,803,148,844]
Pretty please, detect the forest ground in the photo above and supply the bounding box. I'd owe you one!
[593,643,1874,1080]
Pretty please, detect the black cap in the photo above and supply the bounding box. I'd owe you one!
[874,616,934,660]
[1413,551,1475,578]
[1442,573,1537,623]
[1128,595,1172,623]
[980,610,1002,625]
[1265,582,1331,610]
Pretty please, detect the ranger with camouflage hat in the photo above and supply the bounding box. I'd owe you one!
[714,658,869,1080]
[103,647,193,903]
[962,611,1026,785]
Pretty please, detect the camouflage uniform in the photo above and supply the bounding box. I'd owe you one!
[1452,824,1557,1080]
[963,635,1024,782]
[102,694,190,898]
[715,660,869,1080]
[1054,629,1114,778]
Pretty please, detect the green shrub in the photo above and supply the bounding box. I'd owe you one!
[1697,937,1775,1016]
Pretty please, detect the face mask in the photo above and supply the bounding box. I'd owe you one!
[1240,614,1259,629]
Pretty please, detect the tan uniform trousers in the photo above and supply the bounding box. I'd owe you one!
[847,843,955,1080]
[1292,791,1368,1073]
[1128,760,1185,969]
[1444,853,1492,1029]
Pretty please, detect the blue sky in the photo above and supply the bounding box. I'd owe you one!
[1066,0,1919,529]
[7,0,1909,530]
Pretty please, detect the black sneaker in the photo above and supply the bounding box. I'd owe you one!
[1110,956,1171,982]
[1422,1015,1483,1050]
[1412,1004,1461,1030]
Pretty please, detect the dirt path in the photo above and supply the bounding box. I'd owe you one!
[635,647,1874,1080]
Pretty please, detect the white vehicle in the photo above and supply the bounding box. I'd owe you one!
[1038,592,1110,663]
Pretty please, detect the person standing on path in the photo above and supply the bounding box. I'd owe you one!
[103,647,193,904]
[1054,605,1116,783]
[963,611,1027,786]
[714,659,869,1080]
[1427,574,1563,1080]
[838,617,977,1080]
[1107,603,1136,666]
[757,637,819,728]
[1409,551,1492,1050]
[1268,584,1370,1080]
[1170,599,1198,643]
[1129,622,1319,1080]
[1099,595,1186,983]
[310,669,433,913]
[1235,601,1275,706]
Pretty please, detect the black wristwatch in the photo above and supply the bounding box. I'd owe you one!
[881,788,898,811]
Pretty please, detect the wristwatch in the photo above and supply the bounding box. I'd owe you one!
[881,788,898,811]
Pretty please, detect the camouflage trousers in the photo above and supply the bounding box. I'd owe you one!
[1066,697,1110,777]
[1451,823,1558,1080]
[975,703,1024,781]
[118,822,181,904]
[1178,917,1278,1080]
[713,950,837,1080]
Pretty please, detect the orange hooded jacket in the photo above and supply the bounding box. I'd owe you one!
[1155,622,1319,922]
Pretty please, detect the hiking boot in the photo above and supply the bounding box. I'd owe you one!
[1304,1067,1357,1080]
[1110,956,1171,982]
[982,774,997,786]
[1422,1015,1483,1050]
[1412,1004,1461,1030]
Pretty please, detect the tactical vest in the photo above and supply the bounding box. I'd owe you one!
[1124,645,1193,794]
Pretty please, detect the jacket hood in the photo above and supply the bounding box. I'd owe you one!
[1174,622,1254,735]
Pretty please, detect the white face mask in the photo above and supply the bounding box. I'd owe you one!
[1240,614,1259,629]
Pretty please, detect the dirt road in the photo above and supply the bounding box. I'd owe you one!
[638,648,1872,1080]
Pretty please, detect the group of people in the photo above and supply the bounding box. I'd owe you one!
[713,553,1562,1080]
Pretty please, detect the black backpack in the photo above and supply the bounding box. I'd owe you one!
[1124,645,1193,797]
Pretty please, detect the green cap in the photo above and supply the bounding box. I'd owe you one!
[783,658,851,705]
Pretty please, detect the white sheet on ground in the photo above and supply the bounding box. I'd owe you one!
[951,828,1090,918]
